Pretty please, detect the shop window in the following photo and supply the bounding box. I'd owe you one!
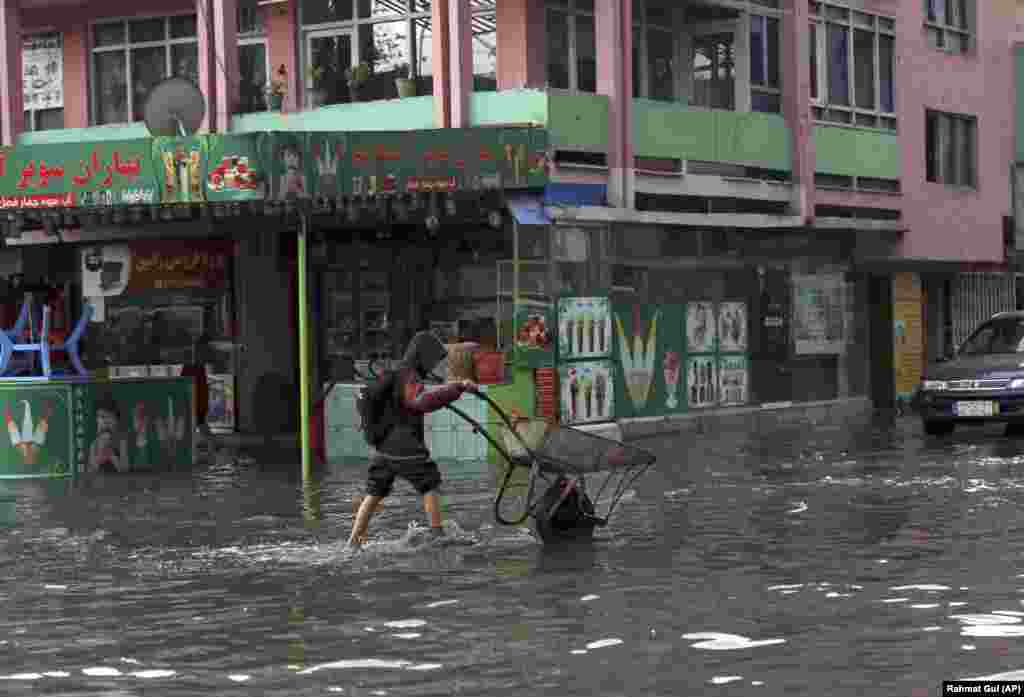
[924,0,973,55]
[925,109,976,189]
[810,1,896,131]
[91,15,199,125]
[545,0,596,93]
[300,0,435,106]
[23,32,64,131]
[237,0,269,114]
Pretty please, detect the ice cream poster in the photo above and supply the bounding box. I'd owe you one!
[686,301,716,354]
[558,297,612,360]
[718,355,748,407]
[559,361,614,425]
[613,304,660,413]
[718,301,747,353]
[687,355,717,409]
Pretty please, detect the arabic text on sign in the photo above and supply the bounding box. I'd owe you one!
[0,193,74,209]
[134,252,227,276]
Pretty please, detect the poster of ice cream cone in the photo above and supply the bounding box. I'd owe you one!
[686,302,716,354]
[687,356,717,409]
[559,361,614,425]
[0,389,72,478]
[718,301,747,353]
[613,304,660,412]
[558,297,612,361]
[718,355,748,407]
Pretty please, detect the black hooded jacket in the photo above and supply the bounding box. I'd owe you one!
[373,331,469,460]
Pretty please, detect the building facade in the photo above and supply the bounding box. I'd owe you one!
[0,0,1016,440]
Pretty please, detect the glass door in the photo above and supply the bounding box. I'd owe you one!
[307,29,354,105]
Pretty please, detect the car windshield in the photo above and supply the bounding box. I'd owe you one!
[960,317,1024,355]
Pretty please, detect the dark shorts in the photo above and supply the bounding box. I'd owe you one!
[366,458,442,498]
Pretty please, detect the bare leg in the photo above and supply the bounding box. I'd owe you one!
[348,495,384,547]
[423,492,442,529]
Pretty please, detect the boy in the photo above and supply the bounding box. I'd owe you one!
[347,331,477,549]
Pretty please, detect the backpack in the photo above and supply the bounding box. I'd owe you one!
[355,370,398,447]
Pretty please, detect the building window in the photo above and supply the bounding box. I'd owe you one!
[749,14,780,113]
[300,0,435,106]
[91,15,199,125]
[925,110,976,188]
[545,0,596,93]
[632,0,677,102]
[810,1,896,131]
[472,1,496,92]
[924,0,973,54]
[23,32,64,131]
[237,0,269,113]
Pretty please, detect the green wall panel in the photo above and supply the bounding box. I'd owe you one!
[633,100,791,170]
[232,96,437,133]
[547,92,609,151]
[814,124,900,179]
[471,89,549,127]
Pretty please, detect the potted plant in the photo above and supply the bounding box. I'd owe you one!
[345,62,370,102]
[306,65,326,108]
[395,63,416,98]
[266,64,287,110]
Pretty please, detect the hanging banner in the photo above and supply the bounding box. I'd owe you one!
[893,272,924,401]
[792,274,846,355]
[23,33,63,111]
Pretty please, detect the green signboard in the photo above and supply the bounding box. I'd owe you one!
[0,383,74,478]
[72,378,194,474]
[205,133,270,203]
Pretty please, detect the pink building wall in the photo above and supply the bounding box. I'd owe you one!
[892,0,1016,263]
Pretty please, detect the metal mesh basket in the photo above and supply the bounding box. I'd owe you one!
[496,418,656,475]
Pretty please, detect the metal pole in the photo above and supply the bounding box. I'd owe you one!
[298,212,312,480]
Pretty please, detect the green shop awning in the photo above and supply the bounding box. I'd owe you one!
[0,127,550,212]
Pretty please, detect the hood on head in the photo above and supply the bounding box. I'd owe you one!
[402,331,448,378]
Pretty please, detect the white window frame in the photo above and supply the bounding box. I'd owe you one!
[89,13,199,126]
[544,0,595,93]
[809,0,896,131]
[238,2,270,113]
[298,0,435,95]
[926,109,977,189]
[23,29,64,132]
[923,0,974,55]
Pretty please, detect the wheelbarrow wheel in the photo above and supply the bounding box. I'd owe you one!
[532,475,599,544]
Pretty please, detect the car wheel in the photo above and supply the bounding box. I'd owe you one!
[923,420,954,436]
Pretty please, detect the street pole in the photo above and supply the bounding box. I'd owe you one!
[298,212,312,481]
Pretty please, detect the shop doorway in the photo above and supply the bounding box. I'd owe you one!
[868,274,895,411]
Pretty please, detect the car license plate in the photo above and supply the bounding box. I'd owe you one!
[955,401,998,417]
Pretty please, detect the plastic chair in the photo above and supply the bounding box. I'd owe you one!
[49,302,93,377]
[0,304,50,377]
[4,295,30,340]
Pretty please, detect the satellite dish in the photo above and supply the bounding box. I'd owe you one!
[143,77,207,138]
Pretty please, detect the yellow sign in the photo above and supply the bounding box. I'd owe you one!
[893,272,924,399]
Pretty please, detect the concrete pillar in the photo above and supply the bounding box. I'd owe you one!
[266,0,298,112]
[196,0,213,131]
[596,0,633,208]
[782,0,814,222]
[432,0,451,128]
[0,0,23,146]
[63,25,88,129]
[211,0,238,132]
[449,0,472,127]
[496,0,546,90]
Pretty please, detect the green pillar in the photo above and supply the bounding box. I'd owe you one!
[298,214,312,480]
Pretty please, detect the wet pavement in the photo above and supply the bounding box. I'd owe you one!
[4,416,1024,695]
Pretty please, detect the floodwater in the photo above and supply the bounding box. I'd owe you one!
[4,418,1024,695]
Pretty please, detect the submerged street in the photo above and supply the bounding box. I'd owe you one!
[3,418,1024,695]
